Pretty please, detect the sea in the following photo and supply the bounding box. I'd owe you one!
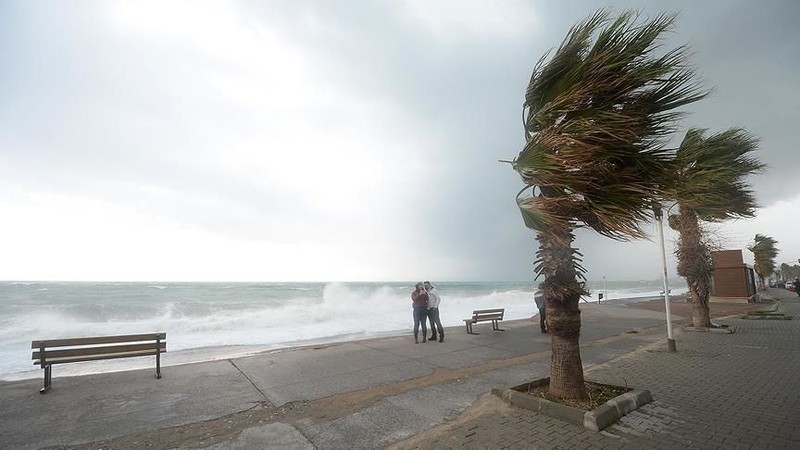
[0,280,687,381]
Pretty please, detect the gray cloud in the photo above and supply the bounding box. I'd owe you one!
[1,0,797,281]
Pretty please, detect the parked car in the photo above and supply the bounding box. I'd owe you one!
[788,283,797,292]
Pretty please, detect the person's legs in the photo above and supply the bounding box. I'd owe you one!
[420,309,428,342]
[413,308,421,343]
[428,308,437,340]
[433,309,444,341]
[428,308,443,341]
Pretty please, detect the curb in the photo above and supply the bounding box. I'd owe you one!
[682,326,735,334]
[495,381,653,432]
[584,389,653,431]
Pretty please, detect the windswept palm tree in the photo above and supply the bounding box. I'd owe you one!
[510,10,705,400]
[667,128,764,327]
[749,234,779,290]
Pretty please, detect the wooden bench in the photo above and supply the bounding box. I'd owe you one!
[463,309,505,334]
[32,332,166,393]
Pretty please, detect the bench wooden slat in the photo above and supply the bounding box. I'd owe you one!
[33,342,167,362]
[34,348,166,366]
[32,333,166,349]
[472,309,505,315]
[472,313,503,320]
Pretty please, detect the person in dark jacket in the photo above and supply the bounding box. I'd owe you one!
[794,278,800,297]
[411,282,429,343]
[534,291,547,333]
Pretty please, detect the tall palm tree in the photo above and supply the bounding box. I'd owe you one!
[510,11,705,400]
[667,128,764,327]
[749,234,779,290]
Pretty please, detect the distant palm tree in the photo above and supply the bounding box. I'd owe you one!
[667,128,764,327]
[510,10,705,400]
[749,234,779,290]
[780,262,800,281]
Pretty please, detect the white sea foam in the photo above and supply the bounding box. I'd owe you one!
[0,280,686,380]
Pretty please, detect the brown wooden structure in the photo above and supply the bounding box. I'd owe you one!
[463,308,505,334]
[32,332,166,393]
[711,250,757,302]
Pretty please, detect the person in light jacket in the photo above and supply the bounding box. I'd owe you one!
[424,281,444,342]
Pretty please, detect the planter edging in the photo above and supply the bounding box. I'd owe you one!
[495,379,653,432]
[682,326,735,333]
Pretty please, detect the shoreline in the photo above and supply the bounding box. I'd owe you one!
[3,292,730,383]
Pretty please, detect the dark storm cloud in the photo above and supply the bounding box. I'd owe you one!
[240,0,799,280]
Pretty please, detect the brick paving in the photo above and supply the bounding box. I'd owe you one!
[394,289,800,449]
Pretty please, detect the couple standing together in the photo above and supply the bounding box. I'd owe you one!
[411,281,444,343]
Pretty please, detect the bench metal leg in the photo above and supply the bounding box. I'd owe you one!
[492,320,505,331]
[464,321,478,335]
[40,365,52,394]
[156,339,162,379]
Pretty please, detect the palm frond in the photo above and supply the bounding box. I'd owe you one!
[748,233,779,277]
[671,128,766,221]
[514,9,707,241]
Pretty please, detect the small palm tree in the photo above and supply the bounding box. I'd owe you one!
[510,10,705,400]
[667,128,764,327]
[749,234,779,290]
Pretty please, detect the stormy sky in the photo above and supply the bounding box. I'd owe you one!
[1,0,798,282]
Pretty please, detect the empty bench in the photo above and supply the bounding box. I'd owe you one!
[463,309,505,334]
[32,332,166,393]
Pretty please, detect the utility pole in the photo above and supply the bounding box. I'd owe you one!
[654,207,676,352]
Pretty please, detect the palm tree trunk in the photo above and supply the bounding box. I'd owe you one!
[548,298,585,398]
[688,280,711,328]
[537,227,586,400]
[675,208,712,328]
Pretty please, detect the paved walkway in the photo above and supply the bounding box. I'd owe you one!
[394,288,800,449]
[0,291,791,449]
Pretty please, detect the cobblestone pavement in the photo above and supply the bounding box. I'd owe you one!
[393,289,800,449]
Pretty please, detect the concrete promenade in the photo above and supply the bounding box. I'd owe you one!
[396,288,800,449]
[0,290,793,449]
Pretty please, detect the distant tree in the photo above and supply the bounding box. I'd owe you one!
[780,263,800,280]
[749,234,779,290]
[666,128,765,327]
[510,10,705,400]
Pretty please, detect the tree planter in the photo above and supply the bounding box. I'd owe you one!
[494,378,652,432]
[742,311,791,320]
[740,302,790,320]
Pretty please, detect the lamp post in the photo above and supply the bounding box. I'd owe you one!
[654,206,676,352]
